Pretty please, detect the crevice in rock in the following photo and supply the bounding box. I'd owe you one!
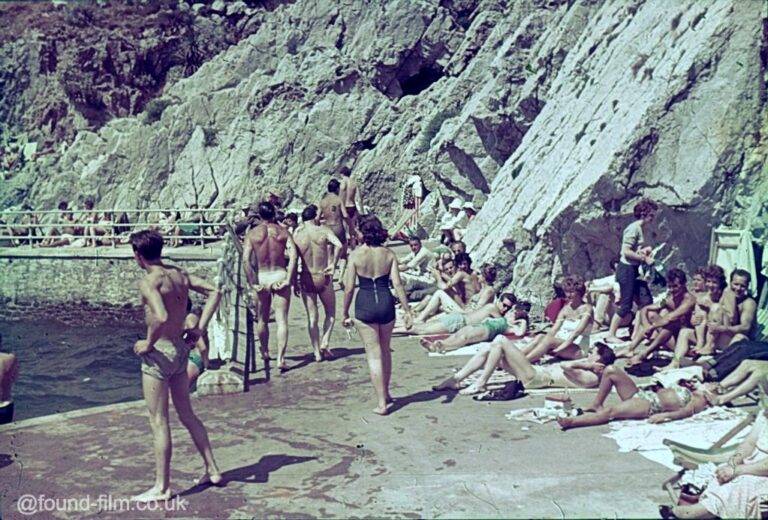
[472,115,529,165]
[444,143,491,194]
[439,0,480,30]
[432,168,473,202]
[664,59,711,112]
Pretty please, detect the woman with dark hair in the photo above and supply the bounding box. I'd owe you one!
[342,215,413,415]
[605,198,658,343]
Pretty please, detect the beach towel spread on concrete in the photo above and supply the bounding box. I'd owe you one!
[604,407,750,471]
[427,336,532,357]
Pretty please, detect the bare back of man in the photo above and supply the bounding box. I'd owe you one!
[294,213,342,362]
[339,174,360,247]
[319,192,348,272]
[243,216,297,370]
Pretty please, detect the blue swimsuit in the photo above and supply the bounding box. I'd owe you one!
[355,275,396,324]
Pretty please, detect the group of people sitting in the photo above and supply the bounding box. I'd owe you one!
[0,198,238,248]
[0,198,133,248]
[383,196,766,519]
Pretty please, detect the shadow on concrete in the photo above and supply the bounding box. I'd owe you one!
[389,389,457,414]
[323,347,365,361]
[178,454,318,497]
[0,454,14,470]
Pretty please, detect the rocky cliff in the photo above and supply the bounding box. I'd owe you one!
[2,0,766,295]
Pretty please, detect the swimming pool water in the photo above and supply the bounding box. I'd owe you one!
[0,320,145,421]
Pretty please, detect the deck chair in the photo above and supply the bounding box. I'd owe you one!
[709,227,758,294]
[661,412,759,506]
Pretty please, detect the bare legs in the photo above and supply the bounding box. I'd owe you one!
[355,319,395,415]
[273,286,291,369]
[715,360,768,405]
[169,372,221,486]
[318,284,336,357]
[256,290,272,361]
[133,374,172,502]
[421,325,487,353]
[664,328,697,370]
[522,335,583,363]
[415,290,461,323]
[133,372,221,502]
[605,311,632,343]
[301,291,322,361]
[300,284,337,362]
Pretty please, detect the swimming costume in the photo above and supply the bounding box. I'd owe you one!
[555,319,591,353]
[635,390,663,415]
[355,275,396,324]
[189,351,204,373]
[672,385,693,407]
[300,270,331,294]
[141,338,190,381]
[0,401,13,425]
[346,206,357,218]
[440,312,466,333]
[526,364,580,389]
[473,317,509,341]
[258,269,288,290]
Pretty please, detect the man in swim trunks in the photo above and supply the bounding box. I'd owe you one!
[339,166,361,249]
[319,179,348,281]
[0,334,17,425]
[243,201,298,371]
[419,293,519,353]
[620,268,697,366]
[294,204,343,362]
[130,229,222,502]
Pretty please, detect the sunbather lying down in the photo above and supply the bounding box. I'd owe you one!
[395,293,517,336]
[432,338,616,396]
[420,304,527,354]
[557,365,713,430]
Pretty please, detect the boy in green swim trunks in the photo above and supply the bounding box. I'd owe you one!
[419,294,522,353]
[185,306,208,388]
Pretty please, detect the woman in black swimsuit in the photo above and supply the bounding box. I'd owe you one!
[342,215,413,415]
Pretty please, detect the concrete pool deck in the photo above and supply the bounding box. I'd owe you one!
[0,304,681,520]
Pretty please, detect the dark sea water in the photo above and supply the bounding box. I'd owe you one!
[0,320,145,421]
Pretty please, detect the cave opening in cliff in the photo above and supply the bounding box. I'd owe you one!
[399,64,445,97]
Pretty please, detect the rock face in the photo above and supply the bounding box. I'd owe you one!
[0,0,272,147]
[3,0,767,295]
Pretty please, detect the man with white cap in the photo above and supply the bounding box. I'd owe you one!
[437,197,466,244]
[454,201,477,241]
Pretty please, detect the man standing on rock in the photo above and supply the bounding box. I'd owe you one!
[319,179,348,283]
[243,201,297,371]
[339,166,362,249]
[129,229,222,502]
[294,204,343,362]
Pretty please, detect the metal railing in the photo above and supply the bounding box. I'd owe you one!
[0,208,239,248]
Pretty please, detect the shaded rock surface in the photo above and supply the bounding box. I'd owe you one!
[2,0,767,295]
